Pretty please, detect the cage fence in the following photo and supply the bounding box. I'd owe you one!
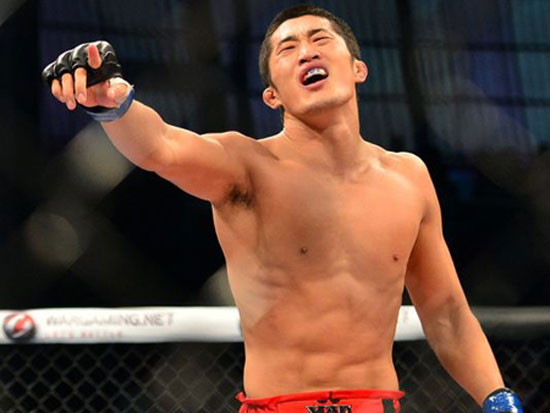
[0,307,548,412]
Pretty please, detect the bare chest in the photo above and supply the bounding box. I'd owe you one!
[250,162,423,274]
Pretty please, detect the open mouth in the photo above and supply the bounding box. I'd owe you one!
[302,67,329,86]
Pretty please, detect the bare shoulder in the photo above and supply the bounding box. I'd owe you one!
[202,130,256,149]
[375,146,431,186]
[374,147,438,220]
[376,146,426,172]
[202,131,278,161]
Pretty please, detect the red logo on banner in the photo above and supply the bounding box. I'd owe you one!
[3,313,36,342]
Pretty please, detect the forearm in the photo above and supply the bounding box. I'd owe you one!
[100,99,170,170]
[44,41,243,202]
[424,305,504,405]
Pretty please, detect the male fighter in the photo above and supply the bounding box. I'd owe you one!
[43,5,523,413]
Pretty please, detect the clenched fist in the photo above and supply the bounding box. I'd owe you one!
[42,41,131,112]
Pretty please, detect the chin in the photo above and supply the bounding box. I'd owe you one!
[302,100,339,113]
[300,93,353,115]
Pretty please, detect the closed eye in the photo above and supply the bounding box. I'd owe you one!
[278,45,296,54]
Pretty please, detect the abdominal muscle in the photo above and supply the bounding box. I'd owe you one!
[212,140,420,398]
[231,266,404,399]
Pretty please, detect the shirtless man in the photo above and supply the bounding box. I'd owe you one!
[43,5,523,413]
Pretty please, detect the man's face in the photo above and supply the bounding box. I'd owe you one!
[263,15,367,117]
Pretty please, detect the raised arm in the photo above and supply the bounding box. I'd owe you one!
[404,156,506,406]
[101,100,251,204]
[45,42,250,204]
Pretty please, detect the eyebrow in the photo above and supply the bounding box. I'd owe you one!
[276,28,331,50]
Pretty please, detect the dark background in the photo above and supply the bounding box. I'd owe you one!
[1,0,549,309]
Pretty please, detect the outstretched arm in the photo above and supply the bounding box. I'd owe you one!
[101,100,251,204]
[404,157,504,406]
[48,42,251,204]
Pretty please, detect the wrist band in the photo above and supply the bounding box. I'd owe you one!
[84,78,134,123]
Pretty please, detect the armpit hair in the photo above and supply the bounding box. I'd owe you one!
[226,184,254,208]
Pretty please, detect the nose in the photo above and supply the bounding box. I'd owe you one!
[298,42,320,65]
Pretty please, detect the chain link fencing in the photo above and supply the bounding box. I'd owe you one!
[0,337,548,412]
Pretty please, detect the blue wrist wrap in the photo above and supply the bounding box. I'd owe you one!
[84,86,134,122]
[482,388,523,413]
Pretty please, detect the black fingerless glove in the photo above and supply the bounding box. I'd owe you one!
[41,41,122,88]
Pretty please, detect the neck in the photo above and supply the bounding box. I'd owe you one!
[281,103,367,174]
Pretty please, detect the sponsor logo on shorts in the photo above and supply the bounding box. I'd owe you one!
[306,405,352,413]
[3,313,36,342]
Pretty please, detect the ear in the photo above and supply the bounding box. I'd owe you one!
[262,86,282,110]
[354,60,368,84]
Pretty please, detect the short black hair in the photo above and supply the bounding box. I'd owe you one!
[259,4,362,87]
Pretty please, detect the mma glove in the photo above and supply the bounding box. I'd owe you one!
[42,41,134,122]
[482,388,523,413]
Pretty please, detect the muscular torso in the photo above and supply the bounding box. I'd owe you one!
[211,136,425,398]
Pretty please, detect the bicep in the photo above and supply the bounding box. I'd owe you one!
[405,164,468,320]
[152,127,250,203]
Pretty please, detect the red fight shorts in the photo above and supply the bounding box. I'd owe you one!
[236,389,405,413]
